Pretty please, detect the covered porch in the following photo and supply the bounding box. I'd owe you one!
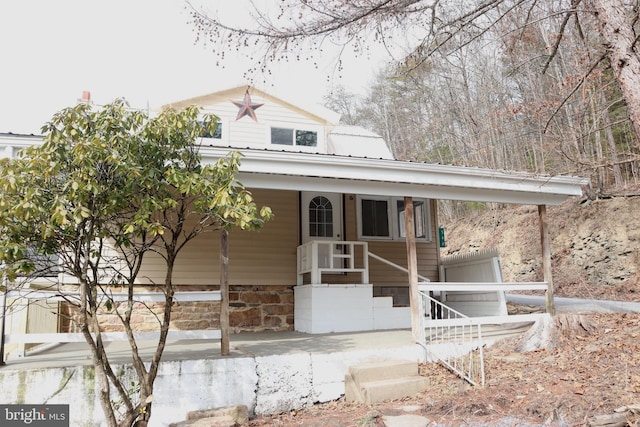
[215,146,589,341]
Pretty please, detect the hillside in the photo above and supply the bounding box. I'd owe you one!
[441,194,640,302]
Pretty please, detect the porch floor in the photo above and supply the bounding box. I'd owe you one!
[2,321,536,372]
[1,328,419,371]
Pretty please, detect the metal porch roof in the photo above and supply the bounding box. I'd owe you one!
[199,146,589,206]
[0,133,589,206]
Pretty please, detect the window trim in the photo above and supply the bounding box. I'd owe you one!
[356,196,432,242]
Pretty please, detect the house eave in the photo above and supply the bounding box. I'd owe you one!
[200,146,589,205]
[0,136,589,206]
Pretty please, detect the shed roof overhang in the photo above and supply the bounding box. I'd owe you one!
[200,147,589,206]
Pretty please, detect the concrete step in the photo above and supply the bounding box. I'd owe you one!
[346,374,430,404]
[169,405,249,427]
[169,416,235,427]
[348,360,418,384]
[345,360,429,404]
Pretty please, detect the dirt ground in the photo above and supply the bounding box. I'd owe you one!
[249,195,640,426]
[249,311,640,427]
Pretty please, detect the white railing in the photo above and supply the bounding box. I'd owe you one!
[420,282,549,326]
[420,290,485,386]
[2,289,221,358]
[419,281,549,386]
[297,241,369,285]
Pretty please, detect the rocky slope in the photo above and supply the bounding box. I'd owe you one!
[441,194,640,301]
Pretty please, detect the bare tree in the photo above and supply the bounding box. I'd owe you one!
[189,0,640,146]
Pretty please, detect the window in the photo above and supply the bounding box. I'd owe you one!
[360,198,391,238]
[271,127,317,147]
[295,130,317,147]
[199,121,222,139]
[358,196,431,241]
[308,196,333,237]
[20,247,61,277]
[397,200,427,239]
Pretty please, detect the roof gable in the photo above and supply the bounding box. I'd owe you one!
[163,85,393,159]
[163,85,340,125]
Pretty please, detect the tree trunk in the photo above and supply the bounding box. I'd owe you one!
[592,0,640,146]
[80,280,118,427]
[600,89,624,188]
[516,313,595,353]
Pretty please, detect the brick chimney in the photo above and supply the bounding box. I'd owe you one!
[80,91,91,104]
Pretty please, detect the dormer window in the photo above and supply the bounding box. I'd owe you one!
[199,121,222,139]
[271,127,317,147]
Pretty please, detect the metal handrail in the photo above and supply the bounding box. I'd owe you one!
[368,251,431,282]
[420,290,485,386]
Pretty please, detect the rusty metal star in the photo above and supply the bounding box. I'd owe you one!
[231,89,264,121]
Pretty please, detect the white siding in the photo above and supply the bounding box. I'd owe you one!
[193,88,330,153]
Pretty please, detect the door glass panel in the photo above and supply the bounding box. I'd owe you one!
[309,196,333,237]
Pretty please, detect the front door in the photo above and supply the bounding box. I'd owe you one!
[301,192,343,269]
[301,192,343,243]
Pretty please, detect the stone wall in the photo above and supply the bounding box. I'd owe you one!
[60,285,294,334]
[229,285,294,333]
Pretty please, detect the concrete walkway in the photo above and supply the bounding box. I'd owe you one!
[507,294,640,313]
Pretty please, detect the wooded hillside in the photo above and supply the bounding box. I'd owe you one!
[442,194,640,301]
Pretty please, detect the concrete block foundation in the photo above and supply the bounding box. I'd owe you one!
[0,338,424,426]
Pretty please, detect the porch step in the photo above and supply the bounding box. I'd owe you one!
[345,360,430,404]
[169,405,249,427]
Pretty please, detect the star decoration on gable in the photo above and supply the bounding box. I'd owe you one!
[231,89,264,122]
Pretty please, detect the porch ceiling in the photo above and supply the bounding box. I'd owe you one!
[200,147,590,206]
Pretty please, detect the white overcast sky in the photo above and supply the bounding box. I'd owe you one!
[0,0,390,134]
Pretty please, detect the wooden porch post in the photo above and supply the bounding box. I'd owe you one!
[404,197,426,344]
[0,276,6,366]
[538,205,556,315]
[220,229,230,355]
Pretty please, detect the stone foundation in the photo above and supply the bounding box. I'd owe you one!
[61,285,294,334]
[229,285,294,333]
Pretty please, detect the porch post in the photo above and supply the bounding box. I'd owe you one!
[0,274,6,366]
[220,229,230,356]
[538,205,556,315]
[404,197,426,344]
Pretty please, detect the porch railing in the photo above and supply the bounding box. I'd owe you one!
[419,282,549,386]
[2,289,221,360]
[297,240,369,285]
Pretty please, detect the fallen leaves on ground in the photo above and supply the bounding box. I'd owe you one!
[250,312,640,426]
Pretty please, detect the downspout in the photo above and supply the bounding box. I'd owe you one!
[538,205,556,315]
